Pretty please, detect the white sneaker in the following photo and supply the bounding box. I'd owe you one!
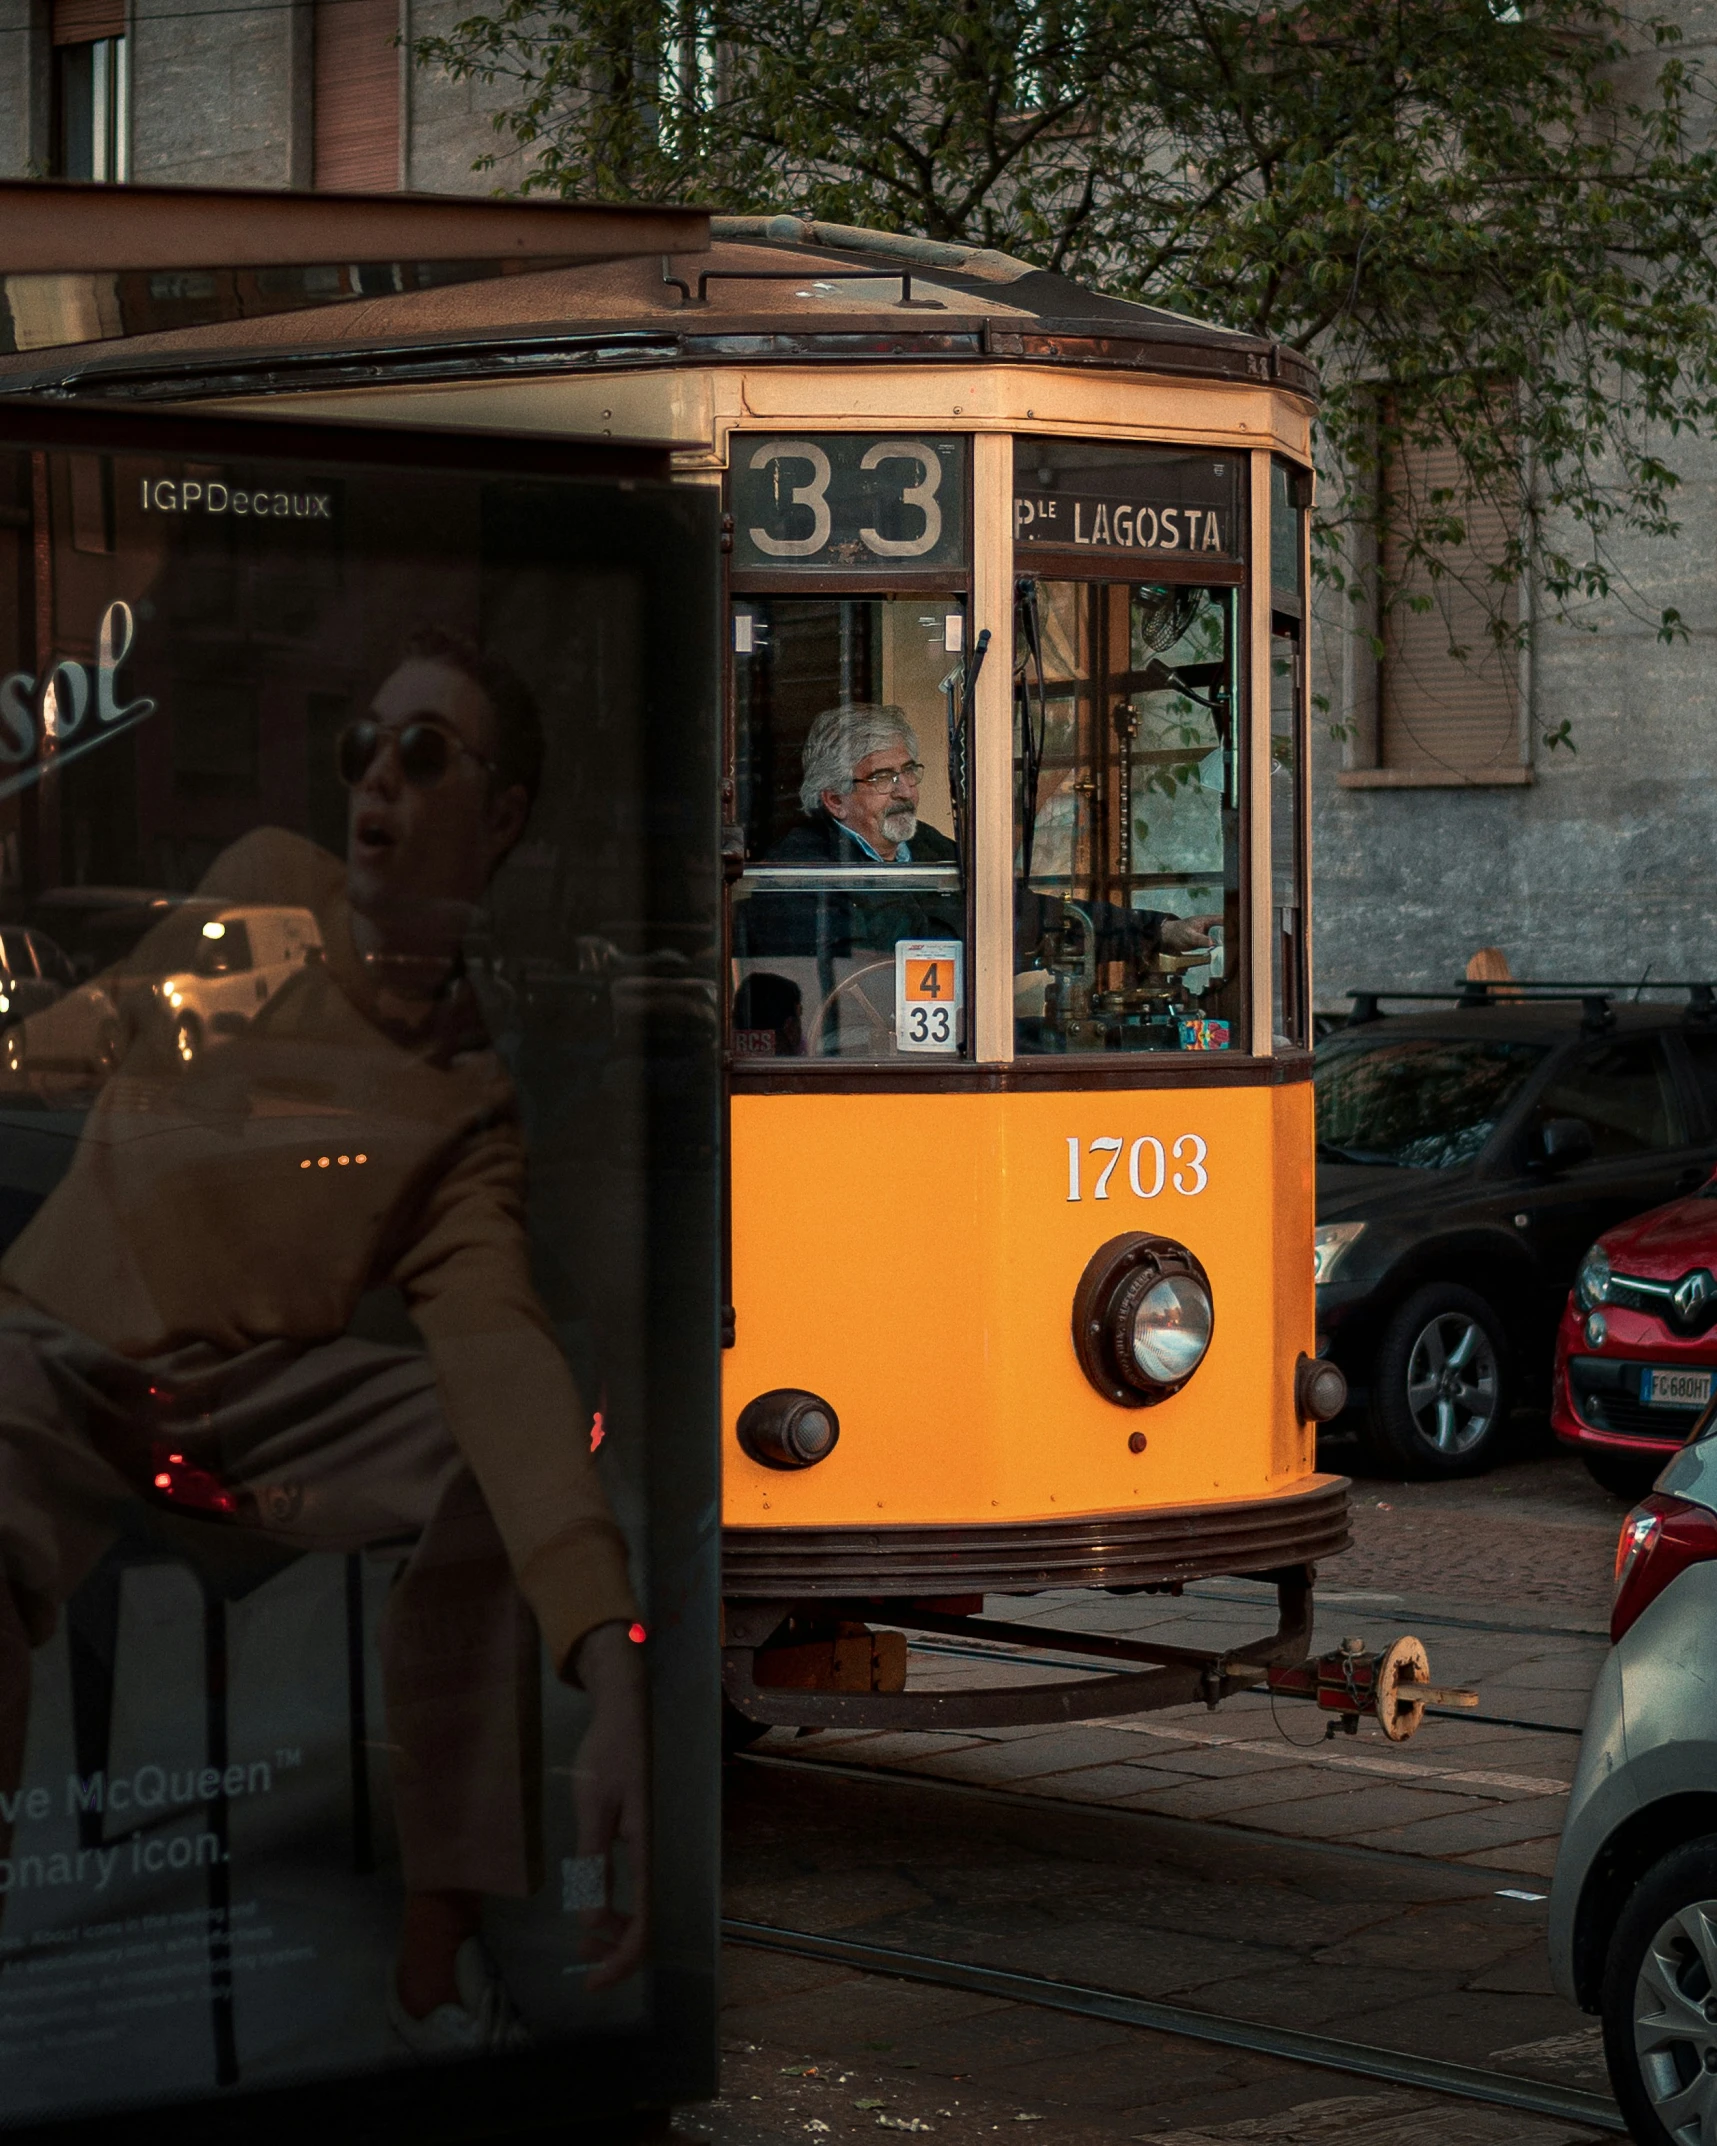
[387,1938,533,2055]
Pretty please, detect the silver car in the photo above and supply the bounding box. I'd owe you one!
[1550,1428,1717,2143]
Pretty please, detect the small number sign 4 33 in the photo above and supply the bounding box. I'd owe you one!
[1067,1134,1208,1200]
[896,940,963,1054]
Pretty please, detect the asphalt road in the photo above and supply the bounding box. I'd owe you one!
[672,1426,1632,2146]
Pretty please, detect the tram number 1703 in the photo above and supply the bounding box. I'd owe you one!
[1066,1134,1209,1202]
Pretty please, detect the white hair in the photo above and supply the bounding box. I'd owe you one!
[798,702,920,817]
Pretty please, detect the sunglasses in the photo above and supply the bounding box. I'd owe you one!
[337,718,497,791]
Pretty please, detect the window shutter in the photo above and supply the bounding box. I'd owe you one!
[1380,439,1521,777]
[52,0,124,43]
[313,0,400,192]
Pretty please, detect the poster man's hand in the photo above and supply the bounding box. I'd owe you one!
[569,1619,650,1990]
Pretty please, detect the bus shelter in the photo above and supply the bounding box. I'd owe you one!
[0,184,721,2142]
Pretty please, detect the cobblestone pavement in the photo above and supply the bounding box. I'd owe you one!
[677,1435,1630,2144]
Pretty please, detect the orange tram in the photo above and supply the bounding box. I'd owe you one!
[19,209,1455,1744]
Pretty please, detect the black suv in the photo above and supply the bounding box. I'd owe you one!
[1315,983,1717,1476]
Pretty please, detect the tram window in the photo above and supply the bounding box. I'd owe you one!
[1270,459,1310,1050]
[730,595,970,1060]
[1014,580,1241,1055]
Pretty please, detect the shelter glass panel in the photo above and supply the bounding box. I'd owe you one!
[1013,578,1241,1055]
[730,596,969,1061]
[0,428,719,2128]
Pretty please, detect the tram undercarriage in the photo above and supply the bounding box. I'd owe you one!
[722,1483,1471,1742]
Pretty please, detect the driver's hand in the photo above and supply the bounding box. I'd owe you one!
[568,1619,650,1990]
[1159,913,1223,954]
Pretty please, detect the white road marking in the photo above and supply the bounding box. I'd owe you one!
[1085,1718,1570,1797]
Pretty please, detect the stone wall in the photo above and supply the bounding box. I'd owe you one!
[403,0,537,194]
[0,0,48,178]
[129,0,308,187]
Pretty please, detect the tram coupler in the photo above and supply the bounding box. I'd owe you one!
[1265,1634,1478,1743]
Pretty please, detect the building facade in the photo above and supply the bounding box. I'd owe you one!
[0,0,531,193]
[1310,434,1717,1012]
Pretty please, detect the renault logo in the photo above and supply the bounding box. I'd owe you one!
[1673,1268,1716,1320]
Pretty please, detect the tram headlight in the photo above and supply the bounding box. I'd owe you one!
[1073,1233,1215,1408]
[1122,1273,1213,1385]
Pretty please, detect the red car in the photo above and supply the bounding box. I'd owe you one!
[1553,1178,1717,1495]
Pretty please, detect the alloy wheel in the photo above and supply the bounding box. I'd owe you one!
[1403,1311,1499,1456]
[1633,1899,1717,2142]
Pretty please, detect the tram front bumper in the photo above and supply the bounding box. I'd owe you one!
[721,1473,1350,1599]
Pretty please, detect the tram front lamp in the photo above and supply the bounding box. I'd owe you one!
[736,1388,841,1469]
[1073,1234,1214,1407]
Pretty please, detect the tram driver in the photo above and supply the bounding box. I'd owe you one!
[750,698,1219,968]
[771,702,958,870]
[0,629,646,2056]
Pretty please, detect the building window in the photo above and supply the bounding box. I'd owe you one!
[314,0,401,191]
[52,0,129,182]
[1341,435,1528,788]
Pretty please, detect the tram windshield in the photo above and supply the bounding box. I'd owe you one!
[1014,580,1241,1055]
[731,595,969,1060]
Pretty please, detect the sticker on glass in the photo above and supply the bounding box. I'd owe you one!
[896,939,962,1054]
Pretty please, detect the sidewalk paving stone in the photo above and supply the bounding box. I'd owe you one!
[1348,1797,1574,1857]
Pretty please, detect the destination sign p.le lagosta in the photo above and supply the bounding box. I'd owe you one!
[1013,453,1240,560]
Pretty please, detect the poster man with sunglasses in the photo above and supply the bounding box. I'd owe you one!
[0,628,646,2057]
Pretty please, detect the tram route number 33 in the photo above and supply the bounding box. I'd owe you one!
[1067,1133,1209,1200]
[895,939,963,1053]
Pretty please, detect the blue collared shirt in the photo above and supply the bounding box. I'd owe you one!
[837,823,911,863]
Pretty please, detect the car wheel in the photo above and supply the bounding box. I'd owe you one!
[1361,1281,1512,1477]
[170,1014,202,1070]
[1601,1835,1717,2146]
[1584,1449,1663,1501]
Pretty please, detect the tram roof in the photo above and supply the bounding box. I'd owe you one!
[0,209,1317,407]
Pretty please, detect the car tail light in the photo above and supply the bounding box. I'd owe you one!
[1612,1494,1717,1641]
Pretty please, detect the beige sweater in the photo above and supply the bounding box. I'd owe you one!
[1,828,637,1674]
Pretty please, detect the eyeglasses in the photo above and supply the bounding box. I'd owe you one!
[337,718,496,791]
[850,760,924,795]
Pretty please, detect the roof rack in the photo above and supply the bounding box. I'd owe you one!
[1344,981,1717,1036]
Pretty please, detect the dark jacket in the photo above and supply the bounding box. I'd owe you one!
[743,811,1169,972]
[766,813,959,867]
[740,813,963,961]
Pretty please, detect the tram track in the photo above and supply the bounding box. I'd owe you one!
[735,1746,1565,1881]
[721,1917,1624,2133]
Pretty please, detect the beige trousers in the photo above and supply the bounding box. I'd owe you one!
[0,1307,541,1898]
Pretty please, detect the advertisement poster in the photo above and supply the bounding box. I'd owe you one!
[0,415,721,2134]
